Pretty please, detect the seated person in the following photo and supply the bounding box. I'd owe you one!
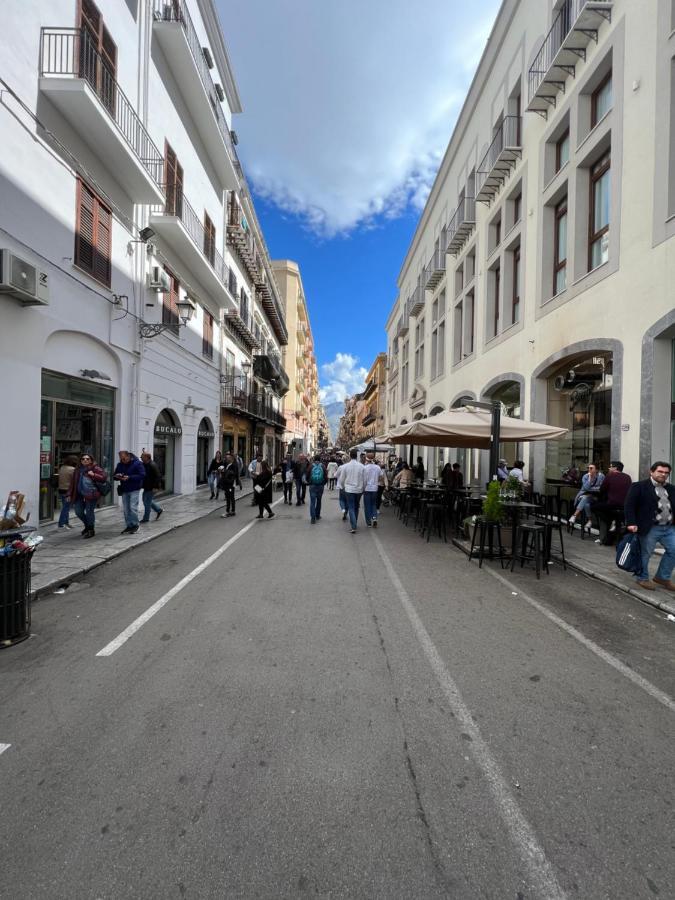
[496,459,509,482]
[568,462,605,527]
[392,462,413,489]
[448,463,464,490]
[593,461,632,544]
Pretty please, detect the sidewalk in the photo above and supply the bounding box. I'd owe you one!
[29,484,257,599]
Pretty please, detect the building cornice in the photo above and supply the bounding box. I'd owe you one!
[197,0,243,115]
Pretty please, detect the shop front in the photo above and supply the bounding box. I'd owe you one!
[39,370,115,522]
[153,409,182,494]
[221,410,251,466]
[196,418,216,486]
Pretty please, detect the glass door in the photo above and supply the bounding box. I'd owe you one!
[39,400,54,521]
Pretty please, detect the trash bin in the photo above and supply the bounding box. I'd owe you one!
[0,527,36,647]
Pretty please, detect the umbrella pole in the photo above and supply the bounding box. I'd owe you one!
[489,403,501,483]
[409,444,414,467]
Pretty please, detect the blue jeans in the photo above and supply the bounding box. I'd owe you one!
[295,478,306,503]
[121,490,140,528]
[338,489,347,512]
[141,489,163,522]
[345,492,361,530]
[363,490,378,524]
[73,497,97,530]
[58,490,71,526]
[309,484,324,520]
[635,524,675,582]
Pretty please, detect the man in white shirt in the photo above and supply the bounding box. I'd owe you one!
[337,449,365,533]
[363,453,381,528]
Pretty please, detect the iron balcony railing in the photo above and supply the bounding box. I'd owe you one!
[527,0,612,103]
[475,116,522,199]
[39,27,164,186]
[152,0,241,177]
[445,196,476,254]
[153,186,228,285]
[221,382,286,426]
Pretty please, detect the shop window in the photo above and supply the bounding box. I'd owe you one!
[74,179,112,287]
[591,72,612,128]
[589,151,611,270]
[553,197,567,295]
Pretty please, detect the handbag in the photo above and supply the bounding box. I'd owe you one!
[616,532,641,573]
[254,484,263,494]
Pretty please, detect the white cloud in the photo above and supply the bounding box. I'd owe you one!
[220,1,500,236]
[319,353,368,403]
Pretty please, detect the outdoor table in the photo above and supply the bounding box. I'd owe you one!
[501,501,544,558]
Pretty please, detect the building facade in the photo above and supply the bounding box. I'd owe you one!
[0,0,287,522]
[386,0,675,488]
[360,353,388,439]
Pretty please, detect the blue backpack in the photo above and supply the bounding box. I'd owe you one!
[310,463,324,485]
[615,532,641,573]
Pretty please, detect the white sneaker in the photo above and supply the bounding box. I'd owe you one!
[568,516,576,525]
[594,539,602,544]
[609,523,616,533]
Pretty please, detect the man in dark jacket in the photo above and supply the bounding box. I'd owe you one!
[624,461,675,591]
[593,460,631,544]
[292,454,307,506]
[305,455,327,524]
[140,452,164,523]
[113,451,145,534]
[219,452,242,517]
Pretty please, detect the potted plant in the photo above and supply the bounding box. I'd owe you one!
[501,474,523,502]
[482,480,505,522]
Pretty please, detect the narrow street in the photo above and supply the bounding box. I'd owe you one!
[1,492,673,900]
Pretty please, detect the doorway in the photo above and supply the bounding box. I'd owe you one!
[153,409,181,494]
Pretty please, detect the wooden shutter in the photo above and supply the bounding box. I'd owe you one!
[163,269,179,329]
[75,179,111,287]
[165,143,183,216]
[204,212,215,264]
[94,201,111,286]
[203,311,214,358]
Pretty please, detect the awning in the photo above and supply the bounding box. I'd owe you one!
[387,407,567,448]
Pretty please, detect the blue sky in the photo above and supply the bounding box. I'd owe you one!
[219,0,501,402]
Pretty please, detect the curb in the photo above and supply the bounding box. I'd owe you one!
[31,486,258,602]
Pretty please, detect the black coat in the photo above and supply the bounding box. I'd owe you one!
[218,462,241,490]
[142,459,162,491]
[624,479,675,535]
[254,473,273,504]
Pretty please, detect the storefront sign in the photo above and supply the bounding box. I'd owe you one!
[198,430,216,438]
[40,451,51,464]
[155,424,182,435]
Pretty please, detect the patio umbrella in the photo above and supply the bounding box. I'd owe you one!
[388,407,567,448]
[352,434,393,454]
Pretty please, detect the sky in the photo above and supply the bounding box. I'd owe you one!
[219,0,501,404]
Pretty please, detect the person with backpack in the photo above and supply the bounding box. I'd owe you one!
[67,452,108,539]
[140,451,164,523]
[218,452,242,517]
[305,454,327,524]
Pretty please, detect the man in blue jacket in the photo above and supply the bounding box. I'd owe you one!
[624,461,675,591]
[114,450,146,535]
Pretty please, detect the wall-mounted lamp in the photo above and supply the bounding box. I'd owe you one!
[138,296,196,338]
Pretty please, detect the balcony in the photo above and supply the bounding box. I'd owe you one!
[224,303,261,351]
[297,320,307,344]
[409,284,424,317]
[226,196,261,283]
[39,28,164,203]
[445,197,476,255]
[221,382,286,427]
[151,0,241,189]
[149,189,234,310]
[475,116,522,203]
[527,1,613,117]
[253,353,289,396]
[257,268,288,346]
[424,240,446,292]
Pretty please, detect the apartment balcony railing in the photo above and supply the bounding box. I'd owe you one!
[149,188,234,310]
[424,237,447,292]
[221,383,286,427]
[445,196,476,255]
[409,282,424,317]
[152,0,241,189]
[256,268,288,346]
[527,0,613,117]
[39,27,164,203]
[226,196,261,282]
[296,319,307,344]
[399,300,410,336]
[475,116,522,203]
[224,304,261,351]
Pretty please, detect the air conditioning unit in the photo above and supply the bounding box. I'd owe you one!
[0,250,49,306]
[214,83,225,102]
[230,129,239,146]
[147,266,171,293]
[202,46,214,69]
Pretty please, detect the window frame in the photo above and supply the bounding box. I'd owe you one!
[555,128,570,173]
[203,211,215,265]
[588,151,611,271]
[162,267,180,333]
[512,245,521,325]
[553,197,568,296]
[74,177,112,287]
[590,71,612,129]
[202,308,214,359]
[492,264,501,338]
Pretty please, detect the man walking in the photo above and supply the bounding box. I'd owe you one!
[293,454,307,506]
[625,461,675,591]
[363,453,381,527]
[306,454,327,524]
[113,450,145,535]
[594,461,632,544]
[281,454,294,504]
[337,449,365,533]
[249,453,262,506]
[140,451,163,523]
[219,452,242,517]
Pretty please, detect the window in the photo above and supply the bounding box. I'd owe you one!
[513,192,522,225]
[162,268,180,331]
[492,265,500,337]
[453,299,463,365]
[203,212,215,265]
[494,215,502,249]
[556,129,570,172]
[589,151,610,269]
[78,0,117,113]
[202,310,214,358]
[401,341,409,402]
[165,142,183,217]
[430,291,446,380]
[414,318,425,379]
[75,179,112,286]
[591,72,612,128]
[553,198,567,295]
[466,291,474,355]
[228,267,237,297]
[239,287,249,321]
[512,246,521,325]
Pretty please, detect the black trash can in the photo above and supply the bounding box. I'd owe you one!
[0,531,34,647]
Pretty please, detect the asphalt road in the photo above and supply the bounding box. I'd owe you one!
[1,490,673,900]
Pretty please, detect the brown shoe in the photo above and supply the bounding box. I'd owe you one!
[635,580,656,591]
[653,577,675,592]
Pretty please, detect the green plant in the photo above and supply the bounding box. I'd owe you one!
[482,480,505,522]
[501,474,523,499]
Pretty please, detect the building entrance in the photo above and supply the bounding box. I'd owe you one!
[153,409,181,494]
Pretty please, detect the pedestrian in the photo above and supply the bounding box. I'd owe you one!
[306,454,327,524]
[219,452,242,517]
[249,453,263,505]
[113,450,145,535]
[568,463,604,529]
[140,451,163,523]
[337,449,365,533]
[624,460,675,592]
[336,458,348,521]
[363,453,381,527]
[207,450,222,499]
[68,452,107,539]
[392,461,413,489]
[282,456,294,504]
[253,460,275,519]
[57,454,78,529]
[413,456,425,483]
[377,463,388,509]
[327,457,339,491]
[593,461,632,545]
[293,454,307,506]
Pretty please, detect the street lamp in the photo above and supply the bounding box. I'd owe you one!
[138,296,197,338]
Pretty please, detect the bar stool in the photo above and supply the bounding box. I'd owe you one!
[420,502,447,543]
[469,517,506,568]
[511,522,549,579]
[533,516,566,569]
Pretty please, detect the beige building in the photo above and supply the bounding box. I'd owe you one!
[360,353,388,439]
[272,259,323,455]
[386,0,675,489]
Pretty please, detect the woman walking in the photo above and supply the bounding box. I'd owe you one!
[207,450,223,499]
[253,460,275,519]
[57,454,78,528]
[68,452,107,539]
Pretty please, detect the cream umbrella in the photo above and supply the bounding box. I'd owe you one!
[388,407,567,448]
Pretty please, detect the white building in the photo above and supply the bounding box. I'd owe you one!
[386,0,675,491]
[0,0,287,523]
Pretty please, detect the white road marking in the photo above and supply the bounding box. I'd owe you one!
[0,744,10,756]
[371,532,568,900]
[484,567,675,714]
[96,498,284,657]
